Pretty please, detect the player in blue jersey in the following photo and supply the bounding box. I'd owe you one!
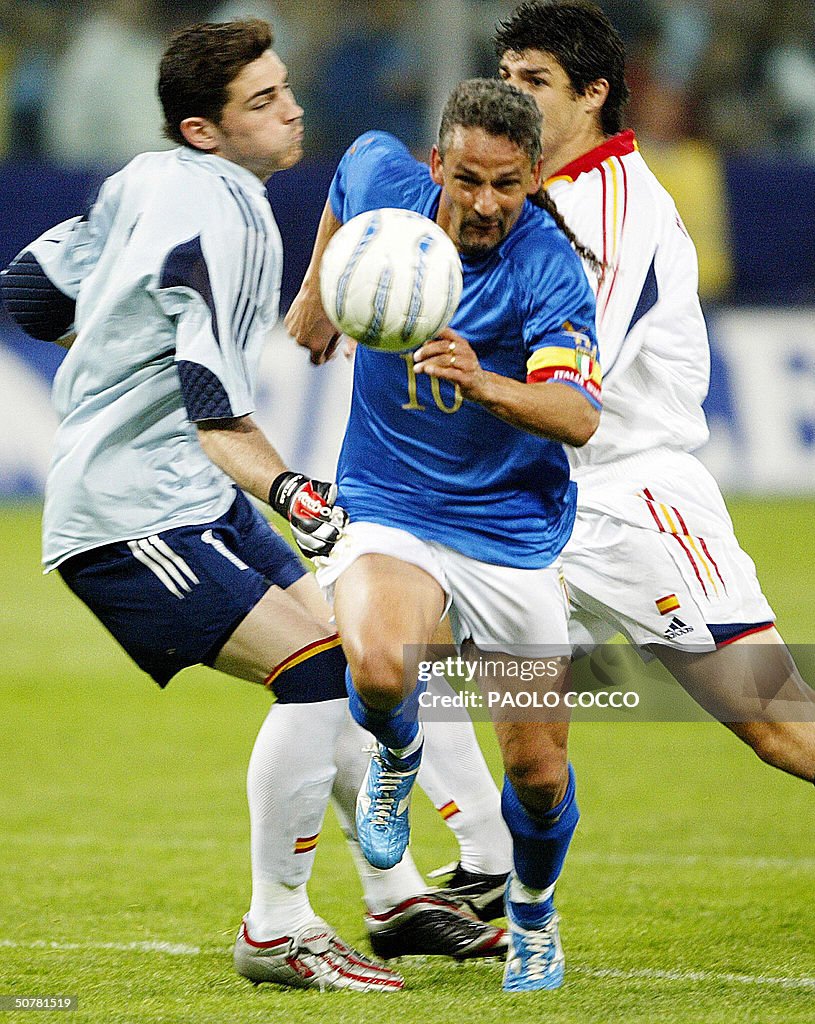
[0,19,509,994]
[400,0,815,962]
[286,78,601,991]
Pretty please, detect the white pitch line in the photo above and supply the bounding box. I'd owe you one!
[1,939,814,991]
[0,939,201,956]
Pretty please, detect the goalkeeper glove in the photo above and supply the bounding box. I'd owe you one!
[269,472,348,559]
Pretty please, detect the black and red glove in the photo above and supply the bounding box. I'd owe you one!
[269,472,348,559]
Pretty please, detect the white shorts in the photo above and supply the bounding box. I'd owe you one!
[316,521,570,653]
[564,450,775,651]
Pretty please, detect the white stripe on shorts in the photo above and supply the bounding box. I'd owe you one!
[146,535,200,585]
[127,538,198,599]
[128,541,185,599]
[201,529,249,570]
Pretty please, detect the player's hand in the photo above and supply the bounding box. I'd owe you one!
[284,286,341,365]
[269,472,348,559]
[413,327,487,400]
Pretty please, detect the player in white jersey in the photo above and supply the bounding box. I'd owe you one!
[418,0,815,925]
[0,19,506,993]
[495,0,815,774]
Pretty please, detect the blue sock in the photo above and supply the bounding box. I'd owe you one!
[501,763,579,904]
[345,665,425,757]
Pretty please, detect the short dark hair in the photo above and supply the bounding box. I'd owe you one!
[495,1,629,135]
[158,19,274,147]
[438,78,542,165]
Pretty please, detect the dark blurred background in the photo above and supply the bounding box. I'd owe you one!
[2,1,814,495]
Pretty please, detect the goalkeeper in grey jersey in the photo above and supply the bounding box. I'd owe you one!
[1,18,505,992]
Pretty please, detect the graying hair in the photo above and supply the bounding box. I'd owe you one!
[438,78,542,165]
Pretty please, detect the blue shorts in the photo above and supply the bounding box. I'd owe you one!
[59,490,306,687]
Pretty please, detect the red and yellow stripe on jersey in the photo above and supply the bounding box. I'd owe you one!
[526,321,602,407]
[545,130,638,330]
[543,130,638,189]
[640,488,728,599]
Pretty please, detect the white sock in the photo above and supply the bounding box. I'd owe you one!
[246,697,347,939]
[246,881,313,939]
[332,715,428,915]
[419,690,513,875]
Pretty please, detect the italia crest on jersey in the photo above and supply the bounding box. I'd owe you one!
[559,321,596,379]
[526,321,602,407]
[573,334,597,384]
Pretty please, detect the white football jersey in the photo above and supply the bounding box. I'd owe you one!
[35,147,282,570]
[547,131,710,479]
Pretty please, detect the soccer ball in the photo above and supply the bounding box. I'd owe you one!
[319,207,463,352]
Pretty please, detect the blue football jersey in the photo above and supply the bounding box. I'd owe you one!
[329,132,601,568]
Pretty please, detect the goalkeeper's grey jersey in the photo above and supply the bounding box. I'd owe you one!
[35,147,282,570]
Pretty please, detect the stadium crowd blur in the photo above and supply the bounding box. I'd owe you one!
[4,0,815,159]
[4,0,815,156]
[1,0,814,303]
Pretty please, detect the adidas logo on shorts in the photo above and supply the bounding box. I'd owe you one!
[663,616,694,640]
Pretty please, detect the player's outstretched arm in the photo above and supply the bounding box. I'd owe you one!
[197,415,288,499]
[285,200,344,365]
[1,215,102,348]
[196,415,347,558]
[414,327,599,447]
[0,251,77,348]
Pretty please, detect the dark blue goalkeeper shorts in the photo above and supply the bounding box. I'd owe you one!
[58,489,306,687]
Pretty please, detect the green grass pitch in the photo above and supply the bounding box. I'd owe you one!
[1,498,813,1023]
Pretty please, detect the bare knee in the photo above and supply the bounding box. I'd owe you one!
[505,753,568,815]
[345,643,408,710]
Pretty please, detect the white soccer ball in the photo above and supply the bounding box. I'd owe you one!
[319,207,463,352]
